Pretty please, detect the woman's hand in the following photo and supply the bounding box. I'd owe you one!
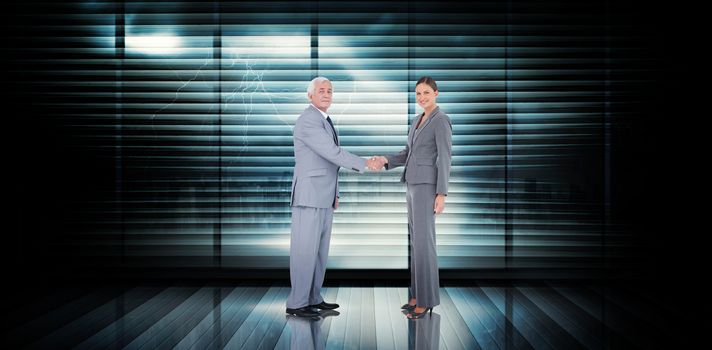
[434,194,446,214]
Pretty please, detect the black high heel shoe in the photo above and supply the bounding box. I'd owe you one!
[401,303,416,311]
[407,307,433,319]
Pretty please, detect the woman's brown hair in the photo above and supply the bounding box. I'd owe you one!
[415,76,438,91]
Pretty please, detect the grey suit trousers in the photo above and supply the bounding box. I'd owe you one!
[287,206,333,309]
[407,182,441,307]
[288,315,325,350]
[410,312,441,349]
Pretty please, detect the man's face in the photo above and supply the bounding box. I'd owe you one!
[309,81,333,112]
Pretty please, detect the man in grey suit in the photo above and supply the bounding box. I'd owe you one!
[286,77,381,318]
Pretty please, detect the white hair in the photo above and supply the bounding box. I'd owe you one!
[307,76,332,97]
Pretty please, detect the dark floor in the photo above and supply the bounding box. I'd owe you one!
[1,281,701,349]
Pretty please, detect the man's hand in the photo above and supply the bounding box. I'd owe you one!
[366,156,387,171]
[333,197,339,210]
[434,194,446,214]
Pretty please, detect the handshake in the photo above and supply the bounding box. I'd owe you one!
[366,156,388,171]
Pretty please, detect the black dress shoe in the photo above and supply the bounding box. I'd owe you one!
[401,303,416,311]
[286,306,320,318]
[407,307,433,319]
[309,301,339,310]
[317,309,341,318]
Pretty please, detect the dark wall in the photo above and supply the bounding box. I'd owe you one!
[2,0,698,282]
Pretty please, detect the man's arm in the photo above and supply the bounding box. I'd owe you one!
[295,114,366,172]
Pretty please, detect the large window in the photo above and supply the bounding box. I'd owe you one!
[9,1,651,272]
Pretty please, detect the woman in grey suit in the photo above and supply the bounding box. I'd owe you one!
[374,76,452,319]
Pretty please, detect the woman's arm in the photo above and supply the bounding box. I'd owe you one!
[435,115,452,196]
[382,144,408,170]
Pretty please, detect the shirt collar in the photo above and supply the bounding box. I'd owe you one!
[311,104,329,119]
[423,106,440,118]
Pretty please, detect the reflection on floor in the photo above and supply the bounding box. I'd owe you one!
[1,282,695,349]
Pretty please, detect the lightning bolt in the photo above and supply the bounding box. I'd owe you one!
[150,54,212,129]
[140,54,212,173]
[221,51,297,156]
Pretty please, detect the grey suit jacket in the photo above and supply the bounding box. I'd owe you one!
[291,105,366,208]
[385,106,452,195]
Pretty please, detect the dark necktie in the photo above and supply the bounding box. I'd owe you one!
[326,116,338,144]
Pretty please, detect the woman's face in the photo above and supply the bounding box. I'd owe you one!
[416,83,438,111]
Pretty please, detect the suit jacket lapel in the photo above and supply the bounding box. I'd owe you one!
[413,107,439,145]
[407,113,421,149]
[324,117,339,145]
[311,104,339,145]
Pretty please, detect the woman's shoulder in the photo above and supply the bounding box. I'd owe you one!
[434,109,452,128]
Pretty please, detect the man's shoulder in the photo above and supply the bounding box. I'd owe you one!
[296,105,323,125]
[298,105,321,118]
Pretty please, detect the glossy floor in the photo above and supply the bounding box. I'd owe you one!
[2,282,695,349]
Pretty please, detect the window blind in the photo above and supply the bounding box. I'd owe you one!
[7,1,653,273]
